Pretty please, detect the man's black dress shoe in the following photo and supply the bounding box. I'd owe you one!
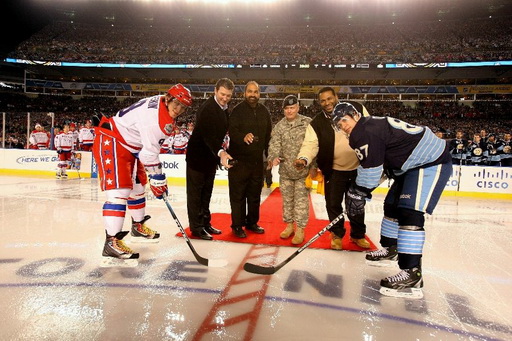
[232,227,247,238]
[205,225,222,235]
[246,224,265,234]
[191,228,213,240]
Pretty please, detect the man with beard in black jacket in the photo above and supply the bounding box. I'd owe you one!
[227,81,272,238]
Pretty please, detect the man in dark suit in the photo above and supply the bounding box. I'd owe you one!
[186,78,235,240]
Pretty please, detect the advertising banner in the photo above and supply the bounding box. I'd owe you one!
[1,150,510,197]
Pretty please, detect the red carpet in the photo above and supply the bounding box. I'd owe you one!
[177,188,377,251]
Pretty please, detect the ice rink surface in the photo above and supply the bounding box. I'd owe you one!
[0,175,510,341]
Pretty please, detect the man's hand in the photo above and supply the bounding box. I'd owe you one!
[220,150,233,169]
[345,185,371,216]
[149,174,168,199]
[266,160,273,170]
[244,133,258,145]
[293,159,307,170]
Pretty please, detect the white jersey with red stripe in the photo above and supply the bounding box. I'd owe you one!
[108,95,175,168]
[69,129,79,148]
[79,127,95,145]
[172,130,189,153]
[160,134,174,154]
[55,131,76,152]
[29,130,49,149]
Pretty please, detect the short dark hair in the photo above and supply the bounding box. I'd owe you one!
[216,78,234,91]
[318,86,336,98]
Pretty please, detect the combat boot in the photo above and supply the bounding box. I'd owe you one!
[280,222,295,239]
[291,227,305,245]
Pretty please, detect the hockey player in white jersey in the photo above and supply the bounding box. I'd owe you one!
[29,123,49,150]
[78,119,95,151]
[171,127,189,154]
[332,102,452,299]
[93,84,192,266]
[54,124,75,179]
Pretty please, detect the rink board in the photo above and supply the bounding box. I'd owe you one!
[0,149,511,198]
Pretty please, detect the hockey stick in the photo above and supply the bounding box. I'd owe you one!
[162,193,228,268]
[243,213,345,275]
[71,152,84,180]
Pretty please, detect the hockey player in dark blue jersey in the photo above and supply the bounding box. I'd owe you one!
[332,102,452,299]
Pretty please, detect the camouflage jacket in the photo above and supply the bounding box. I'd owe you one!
[268,114,312,180]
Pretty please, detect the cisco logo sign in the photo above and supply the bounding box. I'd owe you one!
[474,169,510,190]
[446,166,512,193]
[477,181,508,189]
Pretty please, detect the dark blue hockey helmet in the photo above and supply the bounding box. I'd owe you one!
[331,102,364,131]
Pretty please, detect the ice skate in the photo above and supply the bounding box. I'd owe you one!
[379,267,424,299]
[130,215,160,243]
[101,231,139,267]
[280,222,294,239]
[55,172,61,179]
[365,245,398,267]
[61,172,68,179]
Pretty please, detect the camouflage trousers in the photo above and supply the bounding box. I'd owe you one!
[280,177,309,228]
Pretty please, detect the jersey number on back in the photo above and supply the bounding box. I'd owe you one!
[354,144,368,161]
[387,117,423,134]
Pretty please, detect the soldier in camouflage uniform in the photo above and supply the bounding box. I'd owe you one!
[267,95,312,244]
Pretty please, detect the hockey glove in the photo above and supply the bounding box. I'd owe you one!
[345,185,371,217]
[149,174,168,199]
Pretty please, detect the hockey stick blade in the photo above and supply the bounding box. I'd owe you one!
[163,194,227,268]
[244,262,280,275]
[243,213,344,275]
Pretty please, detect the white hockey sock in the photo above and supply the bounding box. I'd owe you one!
[102,201,126,236]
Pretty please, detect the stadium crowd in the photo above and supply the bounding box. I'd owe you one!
[8,17,512,65]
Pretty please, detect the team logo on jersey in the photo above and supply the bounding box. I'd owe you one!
[473,148,482,156]
[504,145,511,154]
[164,123,173,134]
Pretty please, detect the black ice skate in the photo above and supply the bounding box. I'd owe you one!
[101,231,139,267]
[365,245,398,267]
[379,267,424,299]
[130,215,160,243]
